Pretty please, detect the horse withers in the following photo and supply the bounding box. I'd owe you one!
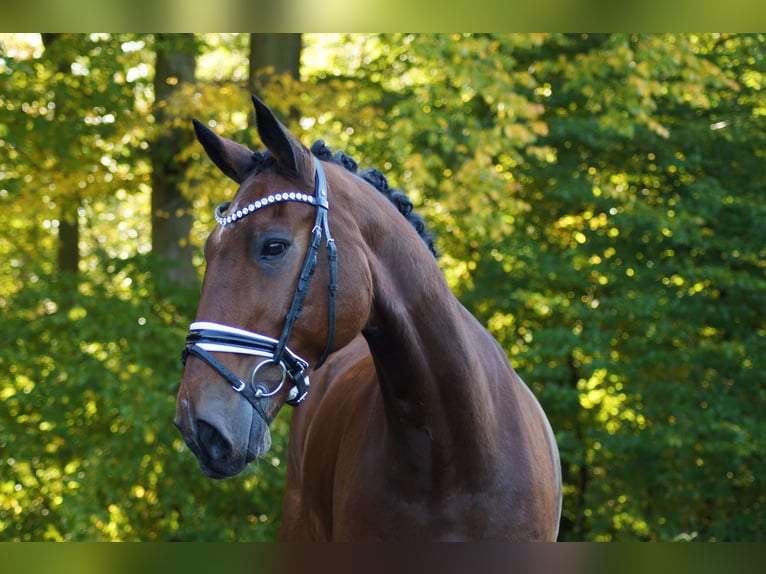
[174,96,562,540]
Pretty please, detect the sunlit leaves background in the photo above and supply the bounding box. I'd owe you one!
[1,33,764,541]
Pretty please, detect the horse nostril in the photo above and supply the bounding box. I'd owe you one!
[197,420,232,462]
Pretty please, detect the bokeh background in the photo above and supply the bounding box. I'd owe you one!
[3,0,766,31]
[1,32,764,542]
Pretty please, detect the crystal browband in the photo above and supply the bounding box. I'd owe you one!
[215,192,318,226]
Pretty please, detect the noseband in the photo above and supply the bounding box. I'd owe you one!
[182,156,337,410]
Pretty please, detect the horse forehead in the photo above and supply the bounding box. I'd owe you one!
[241,167,312,198]
[232,171,279,204]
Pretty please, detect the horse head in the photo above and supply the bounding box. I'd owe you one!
[174,96,372,478]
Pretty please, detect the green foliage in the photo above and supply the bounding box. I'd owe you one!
[1,33,765,541]
[0,257,289,540]
[406,33,766,541]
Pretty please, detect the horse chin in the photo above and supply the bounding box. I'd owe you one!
[248,417,273,461]
[198,461,241,480]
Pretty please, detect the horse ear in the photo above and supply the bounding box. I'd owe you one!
[192,118,254,184]
[251,95,311,178]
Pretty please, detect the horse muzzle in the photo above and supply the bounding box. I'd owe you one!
[174,383,272,479]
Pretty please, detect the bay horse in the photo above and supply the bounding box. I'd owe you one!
[174,96,562,541]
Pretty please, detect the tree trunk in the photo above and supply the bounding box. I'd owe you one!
[40,33,80,279]
[248,34,302,126]
[248,33,302,90]
[56,197,80,276]
[150,33,197,290]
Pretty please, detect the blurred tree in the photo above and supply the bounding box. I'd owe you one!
[40,34,79,283]
[249,33,302,92]
[0,33,149,293]
[150,33,197,289]
[248,33,303,127]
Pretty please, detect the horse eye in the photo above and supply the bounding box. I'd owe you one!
[261,240,288,259]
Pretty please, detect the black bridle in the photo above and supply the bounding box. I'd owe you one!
[182,156,337,411]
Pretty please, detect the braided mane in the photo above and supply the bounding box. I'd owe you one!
[309,140,437,258]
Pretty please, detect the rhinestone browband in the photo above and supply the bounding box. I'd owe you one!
[215,192,318,226]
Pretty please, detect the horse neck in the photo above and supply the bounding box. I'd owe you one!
[356,193,507,467]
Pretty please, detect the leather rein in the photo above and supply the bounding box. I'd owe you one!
[182,156,337,411]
